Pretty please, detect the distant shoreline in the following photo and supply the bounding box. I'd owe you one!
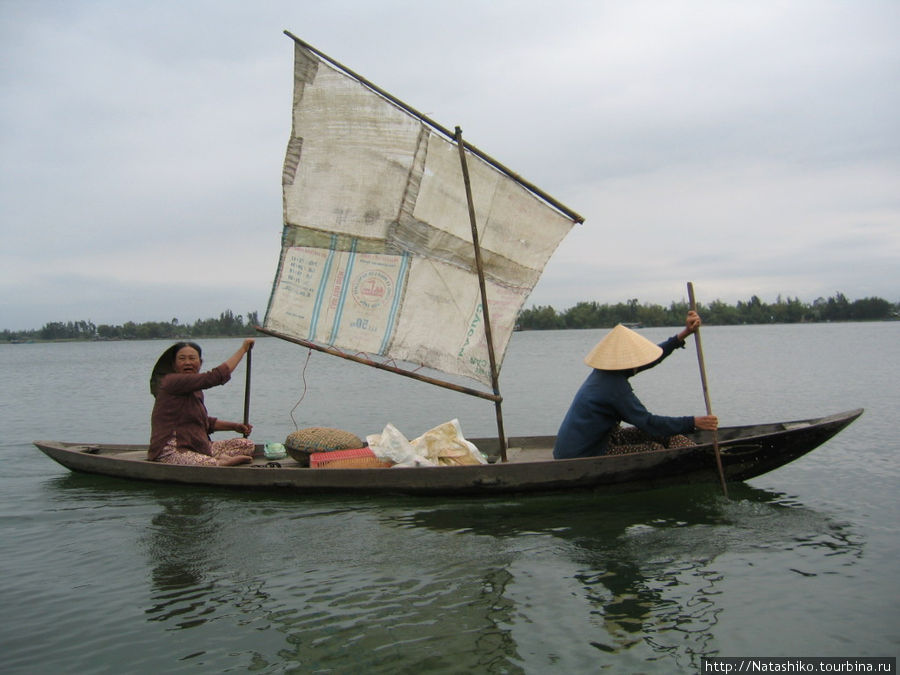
[3,294,897,341]
[4,318,898,346]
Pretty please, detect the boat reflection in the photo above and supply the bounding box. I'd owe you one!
[49,474,863,672]
[379,483,862,668]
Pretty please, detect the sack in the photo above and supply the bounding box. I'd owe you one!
[412,419,488,466]
[284,427,365,467]
[366,423,436,467]
[367,419,487,467]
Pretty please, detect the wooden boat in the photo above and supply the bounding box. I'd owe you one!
[34,36,862,496]
[34,409,862,496]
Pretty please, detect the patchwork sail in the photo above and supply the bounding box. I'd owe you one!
[264,33,583,390]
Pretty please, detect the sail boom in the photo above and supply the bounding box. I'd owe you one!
[282,30,584,224]
[256,327,503,403]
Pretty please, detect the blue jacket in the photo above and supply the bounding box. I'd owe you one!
[553,335,695,459]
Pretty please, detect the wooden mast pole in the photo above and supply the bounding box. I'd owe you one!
[687,282,728,497]
[455,126,508,462]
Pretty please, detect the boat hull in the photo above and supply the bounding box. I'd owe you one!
[34,409,862,496]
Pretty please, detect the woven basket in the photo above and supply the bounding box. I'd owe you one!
[284,427,365,467]
[310,447,393,469]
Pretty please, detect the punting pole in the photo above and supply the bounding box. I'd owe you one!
[242,343,253,438]
[455,126,508,462]
[687,282,728,497]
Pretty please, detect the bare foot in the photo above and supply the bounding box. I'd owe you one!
[216,455,253,466]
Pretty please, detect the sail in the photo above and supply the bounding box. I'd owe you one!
[264,38,581,388]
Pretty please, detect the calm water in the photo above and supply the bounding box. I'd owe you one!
[1,323,897,673]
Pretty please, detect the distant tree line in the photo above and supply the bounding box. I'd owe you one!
[517,292,898,330]
[2,310,260,343]
[3,293,897,343]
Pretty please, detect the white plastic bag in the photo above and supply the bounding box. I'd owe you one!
[367,423,437,467]
[411,419,488,466]
[368,419,487,467]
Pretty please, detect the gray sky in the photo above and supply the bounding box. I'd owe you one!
[2,0,898,330]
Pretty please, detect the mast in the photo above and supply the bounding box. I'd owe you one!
[455,126,508,461]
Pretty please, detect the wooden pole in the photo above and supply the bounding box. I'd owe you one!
[255,327,502,403]
[686,282,728,497]
[455,126,508,462]
[242,344,252,438]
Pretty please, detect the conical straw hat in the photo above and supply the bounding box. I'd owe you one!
[584,324,663,370]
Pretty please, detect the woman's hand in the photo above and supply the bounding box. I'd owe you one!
[684,310,701,334]
[677,311,702,342]
[225,339,255,373]
[214,420,253,435]
[694,415,718,431]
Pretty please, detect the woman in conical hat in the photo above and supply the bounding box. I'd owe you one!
[553,311,717,459]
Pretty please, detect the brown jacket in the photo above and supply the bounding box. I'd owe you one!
[149,364,231,460]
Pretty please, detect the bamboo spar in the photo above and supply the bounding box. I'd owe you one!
[255,327,501,402]
[687,282,728,497]
[455,127,508,462]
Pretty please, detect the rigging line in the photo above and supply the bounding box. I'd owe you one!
[289,349,314,431]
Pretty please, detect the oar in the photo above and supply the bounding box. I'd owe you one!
[242,343,253,438]
[686,282,728,498]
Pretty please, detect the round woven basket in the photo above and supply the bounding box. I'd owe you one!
[284,427,365,467]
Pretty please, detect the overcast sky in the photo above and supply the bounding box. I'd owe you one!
[2,0,898,330]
